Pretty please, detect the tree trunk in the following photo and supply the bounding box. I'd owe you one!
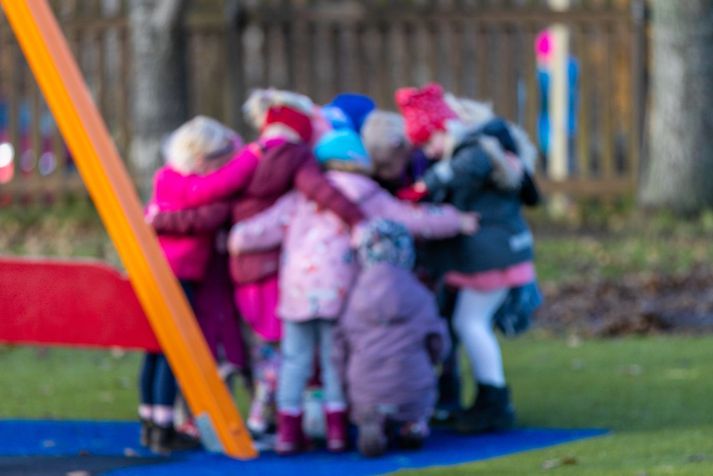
[639,0,713,214]
[129,0,188,198]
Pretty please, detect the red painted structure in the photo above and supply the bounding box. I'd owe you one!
[0,257,160,351]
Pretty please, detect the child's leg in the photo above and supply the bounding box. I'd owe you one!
[152,354,178,428]
[276,320,317,454]
[435,285,461,420]
[247,339,280,434]
[138,352,158,446]
[317,320,347,452]
[317,320,346,411]
[235,278,282,435]
[278,321,317,413]
[139,353,158,419]
[452,288,515,433]
[452,288,508,386]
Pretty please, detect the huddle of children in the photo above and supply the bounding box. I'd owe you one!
[141,83,541,458]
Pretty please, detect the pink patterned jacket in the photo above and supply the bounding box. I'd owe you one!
[229,171,463,321]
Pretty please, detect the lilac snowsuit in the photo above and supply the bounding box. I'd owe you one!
[334,263,451,425]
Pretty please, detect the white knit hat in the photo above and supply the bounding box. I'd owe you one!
[361,110,408,159]
[162,116,240,174]
[242,88,314,131]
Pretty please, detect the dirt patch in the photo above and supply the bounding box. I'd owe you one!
[535,266,713,337]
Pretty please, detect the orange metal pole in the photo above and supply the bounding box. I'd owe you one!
[0,0,255,459]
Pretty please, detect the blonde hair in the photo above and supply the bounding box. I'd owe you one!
[162,116,239,174]
[361,110,408,159]
[242,88,314,131]
[444,93,495,129]
[445,92,537,173]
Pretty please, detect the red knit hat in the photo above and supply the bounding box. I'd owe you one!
[262,105,313,143]
[395,83,457,146]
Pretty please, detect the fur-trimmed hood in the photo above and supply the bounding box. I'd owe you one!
[445,94,538,188]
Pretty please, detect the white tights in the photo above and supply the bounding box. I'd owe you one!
[453,288,509,387]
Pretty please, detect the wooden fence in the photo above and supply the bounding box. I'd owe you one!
[0,0,648,205]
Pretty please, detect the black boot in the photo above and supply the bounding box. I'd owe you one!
[455,384,515,434]
[139,418,153,447]
[432,368,461,425]
[149,424,202,455]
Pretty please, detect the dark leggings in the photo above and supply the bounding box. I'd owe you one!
[138,280,194,406]
[437,285,461,408]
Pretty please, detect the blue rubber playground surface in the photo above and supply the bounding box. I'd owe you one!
[0,420,607,475]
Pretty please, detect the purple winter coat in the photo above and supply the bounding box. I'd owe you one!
[333,263,450,424]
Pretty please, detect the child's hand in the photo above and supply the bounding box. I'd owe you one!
[397,182,428,202]
[227,225,242,256]
[144,203,159,226]
[459,212,479,235]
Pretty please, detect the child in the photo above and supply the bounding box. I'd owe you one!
[396,83,539,434]
[228,128,476,454]
[142,116,254,454]
[229,89,365,440]
[333,219,450,457]
[361,110,430,195]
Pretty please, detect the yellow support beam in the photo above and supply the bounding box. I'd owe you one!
[0,0,255,459]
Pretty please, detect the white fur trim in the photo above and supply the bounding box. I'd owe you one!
[242,88,314,131]
[509,123,538,174]
[479,136,523,190]
[444,94,495,129]
[361,110,406,158]
[433,160,454,184]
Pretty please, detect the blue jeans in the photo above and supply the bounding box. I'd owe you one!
[138,280,194,406]
[139,353,177,406]
[277,319,345,411]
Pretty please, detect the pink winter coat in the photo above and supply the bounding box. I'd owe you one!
[229,170,463,321]
[148,147,259,281]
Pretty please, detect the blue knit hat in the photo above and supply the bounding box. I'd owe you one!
[321,105,354,130]
[357,219,415,270]
[328,93,376,133]
[314,129,372,173]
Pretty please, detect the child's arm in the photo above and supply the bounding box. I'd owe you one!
[227,192,298,255]
[294,158,365,227]
[423,147,492,199]
[148,202,231,235]
[374,191,475,239]
[170,145,260,208]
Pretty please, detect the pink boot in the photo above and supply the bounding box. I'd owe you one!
[276,412,305,455]
[325,410,348,452]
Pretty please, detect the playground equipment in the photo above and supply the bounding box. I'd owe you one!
[0,257,159,351]
[0,0,255,459]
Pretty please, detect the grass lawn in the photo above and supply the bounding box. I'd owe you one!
[2,333,713,474]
